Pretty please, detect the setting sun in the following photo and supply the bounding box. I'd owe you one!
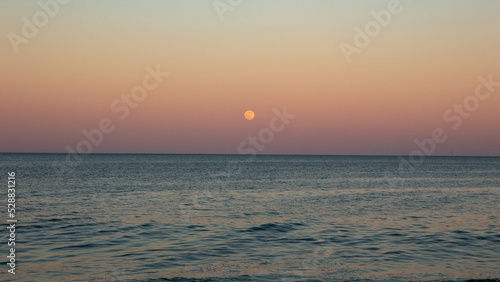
[244,110,255,120]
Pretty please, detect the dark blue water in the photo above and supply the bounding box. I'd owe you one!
[0,154,499,281]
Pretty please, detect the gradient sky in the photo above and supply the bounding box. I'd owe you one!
[1,0,499,155]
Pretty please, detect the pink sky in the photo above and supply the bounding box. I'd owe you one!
[1,0,499,156]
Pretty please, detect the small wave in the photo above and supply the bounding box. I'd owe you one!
[158,277,253,281]
[52,242,115,251]
[239,222,304,233]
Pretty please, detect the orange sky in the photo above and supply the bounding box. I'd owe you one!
[1,0,499,155]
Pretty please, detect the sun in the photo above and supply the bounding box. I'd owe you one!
[244,110,255,120]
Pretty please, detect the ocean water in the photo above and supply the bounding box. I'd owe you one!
[0,153,499,281]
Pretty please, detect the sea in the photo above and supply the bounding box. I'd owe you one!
[0,153,499,281]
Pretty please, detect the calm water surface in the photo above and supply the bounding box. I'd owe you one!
[0,154,499,281]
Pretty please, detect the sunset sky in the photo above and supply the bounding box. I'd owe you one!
[1,0,499,156]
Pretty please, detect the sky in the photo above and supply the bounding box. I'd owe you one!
[1,0,499,156]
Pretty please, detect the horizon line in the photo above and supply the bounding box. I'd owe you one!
[1,152,499,158]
